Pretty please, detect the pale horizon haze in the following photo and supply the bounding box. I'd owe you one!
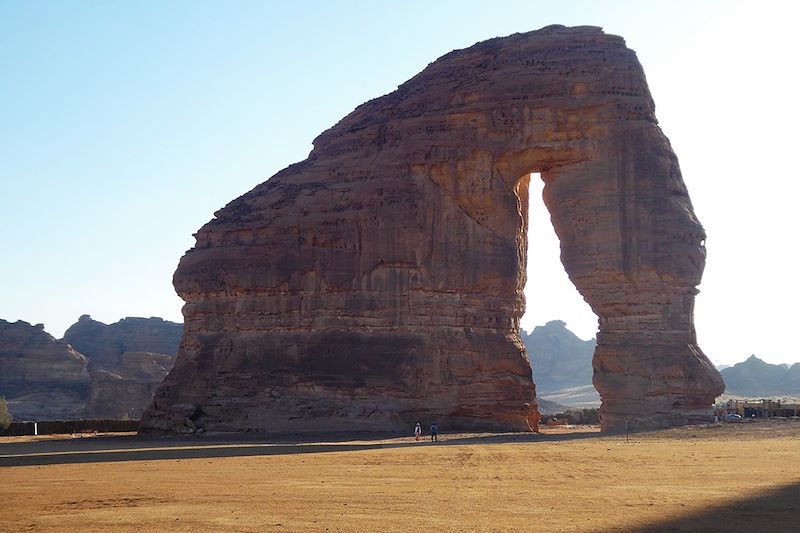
[2,1,798,367]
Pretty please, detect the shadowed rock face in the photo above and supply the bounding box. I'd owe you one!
[63,315,182,372]
[0,320,90,420]
[86,352,175,420]
[522,320,596,393]
[62,315,180,419]
[1,318,180,421]
[142,25,723,434]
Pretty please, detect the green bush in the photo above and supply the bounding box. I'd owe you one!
[0,396,11,431]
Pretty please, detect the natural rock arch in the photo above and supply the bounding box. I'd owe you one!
[142,25,723,434]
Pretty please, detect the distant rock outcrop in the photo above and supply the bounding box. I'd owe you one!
[520,321,599,407]
[0,319,90,420]
[521,320,596,392]
[63,315,182,372]
[86,352,175,419]
[788,364,800,391]
[0,316,181,420]
[62,316,180,419]
[721,355,800,396]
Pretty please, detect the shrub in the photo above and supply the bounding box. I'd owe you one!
[0,396,11,431]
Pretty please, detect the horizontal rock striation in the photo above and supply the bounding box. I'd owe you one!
[142,25,723,434]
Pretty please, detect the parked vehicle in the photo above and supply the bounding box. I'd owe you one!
[723,413,743,422]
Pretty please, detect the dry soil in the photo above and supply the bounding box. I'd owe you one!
[1,421,798,532]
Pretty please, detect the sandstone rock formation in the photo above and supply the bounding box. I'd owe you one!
[522,320,596,392]
[720,355,800,397]
[61,315,179,419]
[1,317,180,420]
[86,352,175,419]
[0,319,90,420]
[63,315,181,372]
[521,321,599,408]
[142,25,724,434]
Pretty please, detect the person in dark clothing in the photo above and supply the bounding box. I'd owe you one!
[430,422,438,441]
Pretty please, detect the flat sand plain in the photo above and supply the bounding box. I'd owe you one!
[1,421,798,532]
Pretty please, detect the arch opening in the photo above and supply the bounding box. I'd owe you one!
[517,172,600,408]
[519,172,598,340]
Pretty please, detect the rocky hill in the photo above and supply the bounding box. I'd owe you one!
[720,355,800,396]
[520,320,600,407]
[0,316,181,420]
[63,315,181,372]
[0,320,90,420]
[521,320,596,392]
[86,351,175,419]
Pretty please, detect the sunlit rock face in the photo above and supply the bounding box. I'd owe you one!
[141,25,723,434]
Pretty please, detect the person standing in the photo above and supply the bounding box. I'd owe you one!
[430,422,438,442]
[414,422,422,441]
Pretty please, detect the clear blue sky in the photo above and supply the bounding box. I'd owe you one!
[1,1,797,365]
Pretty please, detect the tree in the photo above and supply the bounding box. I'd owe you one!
[0,396,11,431]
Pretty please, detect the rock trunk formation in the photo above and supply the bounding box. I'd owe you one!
[142,25,723,434]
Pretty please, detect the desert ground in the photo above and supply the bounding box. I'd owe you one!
[1,421,798,532]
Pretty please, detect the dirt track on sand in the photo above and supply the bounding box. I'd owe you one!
[1,421,798,532]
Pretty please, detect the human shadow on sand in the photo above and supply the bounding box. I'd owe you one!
[621,481,800,533]
[0,430,603,467]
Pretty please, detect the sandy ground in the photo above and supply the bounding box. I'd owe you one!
[1,421,798,532]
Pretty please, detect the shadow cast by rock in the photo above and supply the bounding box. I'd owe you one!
[0,430,603,467]
[621,482,800,533]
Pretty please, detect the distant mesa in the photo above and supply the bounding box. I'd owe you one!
[720,355,800,397]
[142,25,723,435]
[0,319,90,421]
[521,321,599,408]
[0,316,181,421]
[521,320,596,393]
[63,314,181,372]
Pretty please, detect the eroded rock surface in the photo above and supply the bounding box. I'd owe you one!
[1,317,180,420]
[63,315,181,372]
[86,352,175,419]
[720,355,800,397]
[142,25,723,434]
[522,320,596,393]
[0,319,90,420]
